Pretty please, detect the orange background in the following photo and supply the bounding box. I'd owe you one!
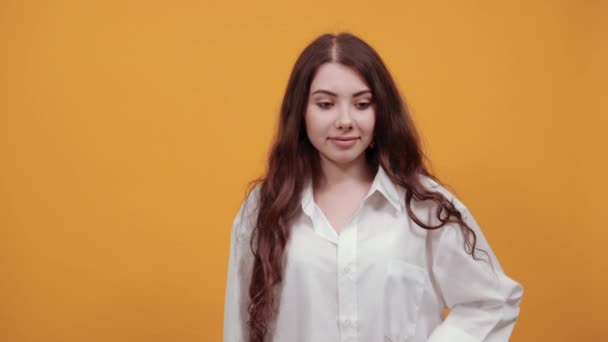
[1,0,606,341]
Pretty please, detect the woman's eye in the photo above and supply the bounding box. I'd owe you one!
[356,102,371,109]
[316,102,333,109]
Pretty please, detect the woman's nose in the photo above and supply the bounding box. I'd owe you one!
[335,106,353,130]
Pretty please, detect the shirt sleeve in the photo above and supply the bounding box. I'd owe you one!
[223,189,258,342]
[427,206,524,342]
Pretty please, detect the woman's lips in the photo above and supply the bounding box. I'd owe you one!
[329,137,359,148]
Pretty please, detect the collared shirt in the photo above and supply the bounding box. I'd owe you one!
[223,166,524,342]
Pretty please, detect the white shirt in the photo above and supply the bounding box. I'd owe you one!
[223,166,524,342]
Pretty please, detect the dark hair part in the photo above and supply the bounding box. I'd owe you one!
[244,32,485,342]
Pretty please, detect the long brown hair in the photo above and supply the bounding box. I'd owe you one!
[244,32,484,342]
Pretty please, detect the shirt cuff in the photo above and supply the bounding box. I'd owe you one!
[427,323,480,342]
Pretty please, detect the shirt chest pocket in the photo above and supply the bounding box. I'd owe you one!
[383,259,427,342]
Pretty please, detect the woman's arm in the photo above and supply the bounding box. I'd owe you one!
[428,206,524,342]
[223,189,258,342]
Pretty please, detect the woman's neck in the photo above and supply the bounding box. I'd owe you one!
[315,155,375,191]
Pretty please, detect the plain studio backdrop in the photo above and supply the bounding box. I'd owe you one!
[0,0,606,341]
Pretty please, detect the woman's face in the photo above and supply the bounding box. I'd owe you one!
[305,62,376,168]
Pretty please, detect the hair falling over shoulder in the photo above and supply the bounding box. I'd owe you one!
[243,32,484,342]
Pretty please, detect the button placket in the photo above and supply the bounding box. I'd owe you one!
[337,224,358,342]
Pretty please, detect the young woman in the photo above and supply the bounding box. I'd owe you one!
[223,32,523,342]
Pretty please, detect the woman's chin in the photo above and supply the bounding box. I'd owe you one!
[320,150,366,167]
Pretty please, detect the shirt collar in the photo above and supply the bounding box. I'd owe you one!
[300,165,404,216]
[301,178,315,218]
[369,165,404,212]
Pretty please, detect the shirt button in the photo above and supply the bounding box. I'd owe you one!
[345,266,355,280]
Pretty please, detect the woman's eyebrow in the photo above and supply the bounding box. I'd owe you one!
[310,89,372,97]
